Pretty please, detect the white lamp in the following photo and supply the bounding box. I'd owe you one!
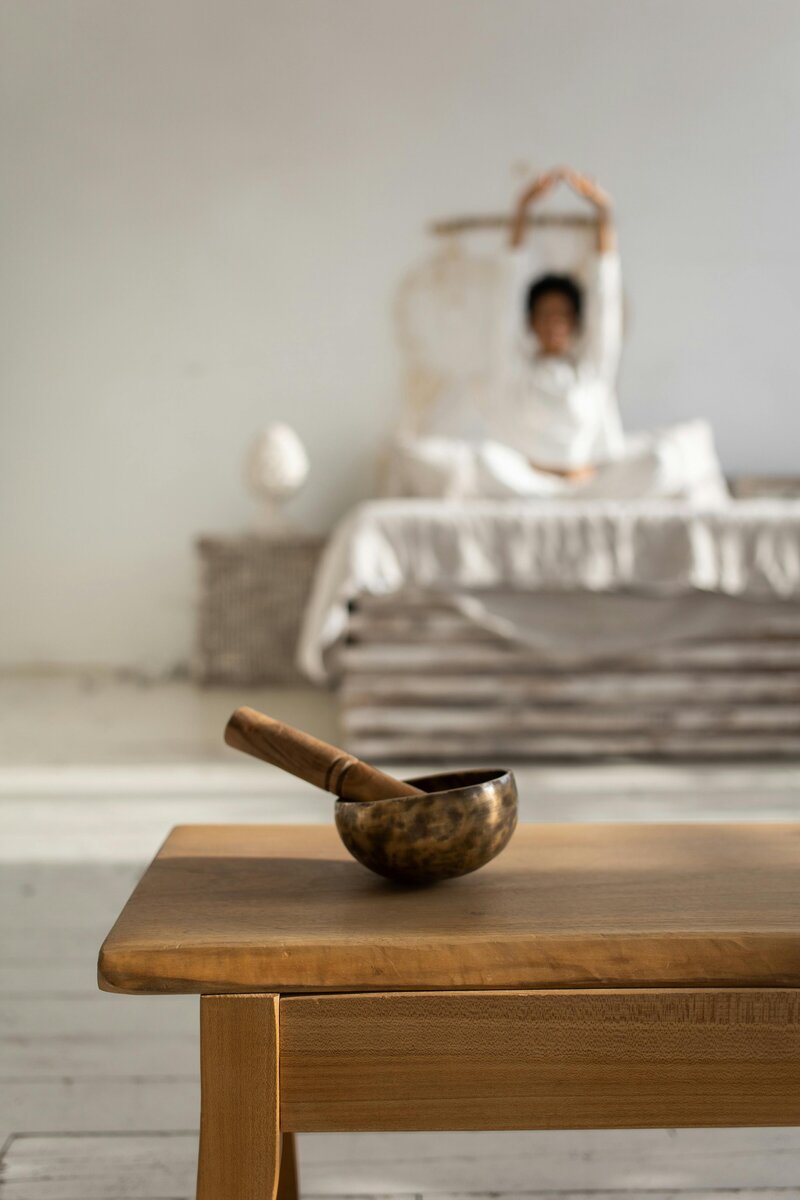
[245,423,309,534]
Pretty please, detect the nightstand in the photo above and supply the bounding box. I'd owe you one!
[194,534,324,684]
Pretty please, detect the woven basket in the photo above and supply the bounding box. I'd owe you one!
[194,534,324,684]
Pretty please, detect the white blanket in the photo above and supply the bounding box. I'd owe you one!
[298,498,800,682]
[384,420,729,506]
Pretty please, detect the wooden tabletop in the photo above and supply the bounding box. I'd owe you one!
[98,823,800,995]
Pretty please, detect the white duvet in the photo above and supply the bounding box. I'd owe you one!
[298,497,800,682]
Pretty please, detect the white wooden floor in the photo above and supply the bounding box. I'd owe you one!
[1,677,800,1199]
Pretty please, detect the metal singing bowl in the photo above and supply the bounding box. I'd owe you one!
[334,768,518,884]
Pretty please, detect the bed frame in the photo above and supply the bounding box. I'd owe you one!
[338,594,800,761]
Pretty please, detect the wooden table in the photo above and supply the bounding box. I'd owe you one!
[98,823,800,1199]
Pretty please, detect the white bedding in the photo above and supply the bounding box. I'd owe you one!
[298,497,800,682]
[384,420,729,506]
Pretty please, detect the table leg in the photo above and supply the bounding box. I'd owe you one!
[197,994,281,1200]
[277,1133,299,1200]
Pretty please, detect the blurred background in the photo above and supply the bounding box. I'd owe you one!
[2,3,800,1197]
[2,0,799,674]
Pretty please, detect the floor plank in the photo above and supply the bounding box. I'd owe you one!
[2,766,799,867]
[0,1132,198,1199]
[0,995,195,1038]
[0,1032,198,1079]
[3,1132,800,1199]
[0,676,339,766]
[0,1080,199,1140]
[0,863,144,928]
[298,1128,800,1192]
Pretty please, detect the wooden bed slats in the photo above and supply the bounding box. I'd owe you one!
[341,641,800,674]
[342,672,800,704]
[343,703,800,735]
[339,597,800,760]
[347,733,800,760]
[351,592,800,629]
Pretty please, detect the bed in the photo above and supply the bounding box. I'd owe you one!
[298,497,800,760]
[298,219,800,761]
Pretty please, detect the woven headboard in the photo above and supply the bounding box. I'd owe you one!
[392,222,601,436]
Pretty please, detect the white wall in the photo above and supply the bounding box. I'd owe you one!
[2,0,799,671]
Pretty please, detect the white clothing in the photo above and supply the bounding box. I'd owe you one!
[386,236,730,505]
[488,249,625,469]
[383,419,729,507]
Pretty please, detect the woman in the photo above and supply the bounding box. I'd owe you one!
[491,167,625,480]
[388,167,727,504]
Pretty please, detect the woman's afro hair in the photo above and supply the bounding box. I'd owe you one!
[525,273,583,324]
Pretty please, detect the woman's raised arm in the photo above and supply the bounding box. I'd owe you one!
[562,170,622,380]
[562,168,616,254]
[509,169,561,248]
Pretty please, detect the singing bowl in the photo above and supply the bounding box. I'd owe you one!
[334,768,518,884]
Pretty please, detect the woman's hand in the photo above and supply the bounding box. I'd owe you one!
[563,168,615,253]
[519,168,562,205]
[528,459,598,483]
[510,167,616,252]
[563,168,612,213]
[509,169,562,247]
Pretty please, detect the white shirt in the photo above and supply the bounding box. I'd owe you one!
[489,250,625,470]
